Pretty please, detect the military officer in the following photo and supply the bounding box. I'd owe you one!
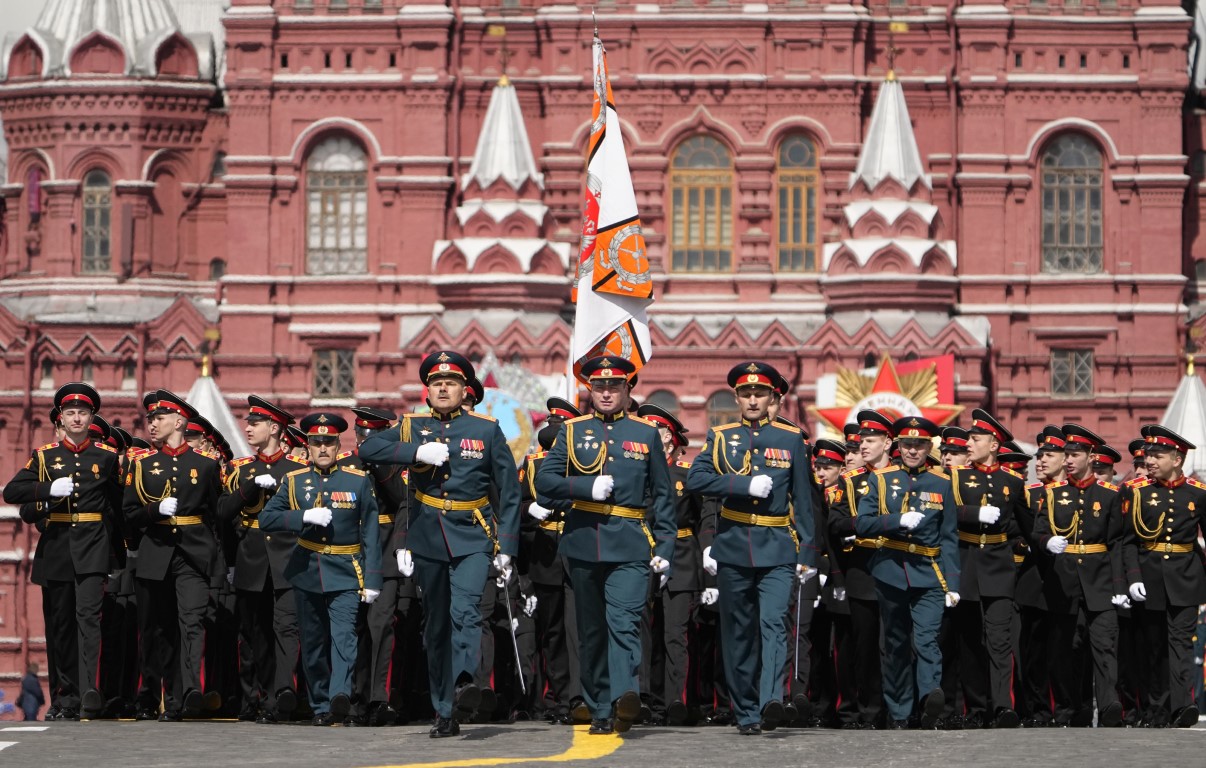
[827,409,891,729]
[4,383,123,720]
[359,350,520,738]
[260,413,382,726]
[946,409,1026,728]
[216,395,306,723]
[536,356,677,735]
[686,361,817,735]
[123,390,223,720]
[853,416,959,729]
[1123,425,1206,729]
[348,406,409,727]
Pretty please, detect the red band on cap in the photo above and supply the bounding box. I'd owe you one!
[1146,435,1186,451]
[816,448,845,463]
[1092,453,1116,465]
[972,418,1005,441]
[61,393,94,407]
[1132,448,1145,457]
[88,423,104,435]
[249,405,287,425]
[645,414,677,431]
[429,363,465,380]
[307,425,335,436]
[157,400,189,417]
[944,437,968,448]
[1041,435,1067,448]
[187,422,207,434]
[735,373,773,388]
[845,433,862,443]
[549,407,576,419]
[355,417,390,429]
[1065,434,1096,448]
[860,420,891,433]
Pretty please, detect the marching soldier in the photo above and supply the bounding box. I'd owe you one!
[536,356,677,735]
[1122,425,1206,729]
[216,395,305,723]
[1093,445,1122,484]
[827,409,891,729]
[939,427,970,470]
[261,413,382,726]
[853,416,959,729]
[811,438,850,727]
[1127,439,1148,482]
[123,390,223,721]
[947,409,1025,728]
[686,361,817,735]
[1033,424,1125,727]
[4,383,123,721]
[359,350,520,738]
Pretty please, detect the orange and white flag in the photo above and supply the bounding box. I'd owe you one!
[570,35,653,383]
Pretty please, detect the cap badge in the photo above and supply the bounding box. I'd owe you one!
[746,363,759,372]
[437,352,451,362]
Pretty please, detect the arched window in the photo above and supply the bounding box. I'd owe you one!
[776,134,820,272]
[645,389,681,416]
[1041,134,1103,273]
[306,136,368,275]
[81,170,112,273]
[706,390,739,428]
[670,136,732,272]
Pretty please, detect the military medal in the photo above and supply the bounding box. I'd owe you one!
[190,468,198,485]
[91,463,99,478]
[1092,501,1101,517]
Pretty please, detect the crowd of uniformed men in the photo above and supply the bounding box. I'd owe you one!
[6,350,1206,736]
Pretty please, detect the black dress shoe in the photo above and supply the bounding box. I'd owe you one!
[588,718,614,735]
[760,700,785,732]
[256,711,279,724]
[783,703,799,725]
[888,719,909,730]
[792,693,813,723]
[312,712,335,726]
[135,708,159,721]
[237,706,259,722]
[920,689,944,729]
[738,723,762,735]
[369,702,398,727]
[81,689,104,717]
[612,690,641,734]
[56,708,81,721]
[477,687,497,719]
[1070,707,1095,728]
[203,691,222,712]
[183,689,204,717]
[993,707,1020,729]
[429,716,461,738]
[157,710,182,722]
[44,705,61,722]
[570,698,591,724]
[1173,705,1198,728]
[276,688,298,717]
[666,701,688,726]
[330,693,351,722]
[453,683,481,722]
[1098,702,1123,728]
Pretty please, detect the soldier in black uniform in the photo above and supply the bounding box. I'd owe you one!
[1092,445,1122,483]
[946,409,1025,728]
[123,390,224,721]
[1033,424,1125,727]
[1123,425,1206,729]
[99,425,142,718]
[826,410,890,729]
[4,384,123,721]
[217,395,306,723]
[348,406,409,727]
[810,438,849,728]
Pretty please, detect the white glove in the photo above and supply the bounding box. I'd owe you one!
[796,564,818,584]
[945,592,961,608]
[833,587,847,602]
[362,588,380,604]
[842,535,856,545]
[254,474,277,489]
[226,567,234,585]
[1129,582,1147,602]
[523,594,538,617]
[1046,535,1068,555]
[126,548,138,560]
[900,511,924,530]
[159,497,178,516]
[397,549,414,577]
[511,618,519,632]
[415,442,450,467]
[303,507,332,526]
[493,553,513,584]
[702,546,718,577]
[49,477,74,497]
[701,587,719,606]
[1111,594,1131,608]
[819,573,828,588]
[978,505,1001,525]
[748,475,773,499]
[527,502,552,521]
[591,475,615,501]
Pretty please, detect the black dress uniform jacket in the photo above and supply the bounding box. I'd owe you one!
[217,450,310,591]
[664,460,712,592]
[1122,475,1206,609]
[949,463,1027,600]
[828,467,877,602]
[1032,477,1124,613]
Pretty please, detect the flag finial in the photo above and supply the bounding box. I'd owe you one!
[592,8,598,38]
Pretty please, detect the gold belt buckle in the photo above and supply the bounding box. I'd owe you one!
[603,504,613,514]
[979,533,987,546]
[749,513,759,526]
[71,513,79,523]
[170,516,178,526]
[1077,544,1086,554]
[1163,543,1173,553]
[908,543,917,553]
[875,537,885,549]
[322,545,332,554]
[442,499,453,512]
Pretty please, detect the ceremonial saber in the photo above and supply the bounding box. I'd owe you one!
[793,579,803,683]
[503,583,527,695]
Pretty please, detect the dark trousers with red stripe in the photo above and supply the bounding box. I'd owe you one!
[649,589,695,713]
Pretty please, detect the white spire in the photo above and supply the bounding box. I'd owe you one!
[851,74,930,192]
[1159,369,1206,477]
[462,79,543,192]
[186,374,251,458]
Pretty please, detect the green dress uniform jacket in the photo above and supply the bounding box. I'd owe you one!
[685,416,817,569]
[535,411,677,566]
[358,409,520,561]
[852,465,960,594]
[1121,475,1206,609]
[4,438,123,580]
[260,464,383,594]
[1032,477,1123,614]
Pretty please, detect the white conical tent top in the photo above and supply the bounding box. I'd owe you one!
[29,0,184,77]
[462,79,543,191]
[1159,373,1206,478]
[186,374,251,458]
[851,75,930,192]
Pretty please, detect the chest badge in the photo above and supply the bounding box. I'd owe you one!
[190,468,199,485]
[150,462,163,476]
[1092,501,1101,517]
[92,463,100,479]
[420,428,432,437]
[964,480,980,489]
[51,460,65,471]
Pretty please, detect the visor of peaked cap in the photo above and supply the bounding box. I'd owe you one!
[998,451,1031,465]
[49,407,61,424]
[142,391,160,413]
[727,361,781,390]
[580,356,636,381]
[112,426,132,452]
[88,414,112,442]
[637,403,686,435]
[55,382,101,412]
[186,414,215,437]
[420,350,474,384]
[546,397,581,420]
[247,395,295,426]
[466,378,485,403]
[940,426,969,450]
[774,375,791,398]
[855,409,893,435]
[1036,425,1067,452]
[351,406,396,430]
[285,425,307,448]
[1061,423,1104,451]
[1141,424,1196,453]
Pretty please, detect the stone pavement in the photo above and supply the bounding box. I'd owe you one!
[0,720,1203,768]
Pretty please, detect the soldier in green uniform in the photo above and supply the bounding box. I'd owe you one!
[4,383,123,721]
[536,357,677,734]
[359,350,520,738]
[854,416,959,729]
[687,361,817,735]
[122,390,223,721]
[1123,425,1206,729]
[260,413,382,726]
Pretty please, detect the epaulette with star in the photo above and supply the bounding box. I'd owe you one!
[1002,467,1025,480]
[231,456,256,468]
[825,485,844,500]
[771,421,802,434]
[1097,480,1120,491]
[675,459,692,469]
[1188,477,1206,491]
[467,411,498,423]
[841,467,867,479]
[94,442,117,453]
[340,466,367,477]
[36,442,59,452]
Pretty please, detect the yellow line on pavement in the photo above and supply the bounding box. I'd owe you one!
[366,725,623,768]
